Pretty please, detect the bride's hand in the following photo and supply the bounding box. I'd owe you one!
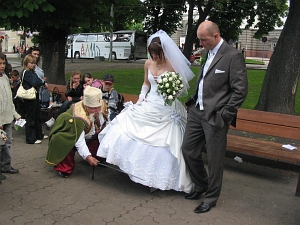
[137,93,147,103]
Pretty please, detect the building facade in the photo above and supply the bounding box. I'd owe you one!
[0,29,34,53]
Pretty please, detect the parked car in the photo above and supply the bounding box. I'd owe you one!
[190,53,196,63]
[193,49,202,59]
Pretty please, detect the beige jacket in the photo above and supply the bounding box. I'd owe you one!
[0,73,21,126]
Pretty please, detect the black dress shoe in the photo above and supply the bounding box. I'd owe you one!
[1,167,19,174]
[58,172,69,178]
[194,202,216,214]
[185,190,206,200]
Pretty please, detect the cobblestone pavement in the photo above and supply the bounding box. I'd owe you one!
[0,127,299,225]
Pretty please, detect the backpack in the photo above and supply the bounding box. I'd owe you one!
[117,93,125,112]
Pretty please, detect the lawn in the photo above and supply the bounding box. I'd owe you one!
[67,66,300,114]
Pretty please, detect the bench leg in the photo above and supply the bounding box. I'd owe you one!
[296,172,300,197]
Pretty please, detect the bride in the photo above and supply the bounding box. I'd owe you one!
[97,30,195,193]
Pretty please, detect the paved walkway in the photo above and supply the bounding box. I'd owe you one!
[0,127,299,225]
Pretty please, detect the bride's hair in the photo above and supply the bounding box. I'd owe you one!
[148,37,166,63]
[147,30,195,96]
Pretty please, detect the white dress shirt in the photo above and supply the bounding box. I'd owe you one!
[76,114,105,160]
[196,39,224,110]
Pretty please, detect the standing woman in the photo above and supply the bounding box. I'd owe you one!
[22,54,47,144]
[23,46,50,108]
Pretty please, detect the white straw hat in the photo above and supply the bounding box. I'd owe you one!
[83,86,103,107]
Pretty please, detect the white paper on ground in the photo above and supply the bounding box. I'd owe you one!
[282,144,297,150]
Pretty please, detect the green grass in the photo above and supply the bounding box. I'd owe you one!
[245,59,265,65]
[67,66,300,114]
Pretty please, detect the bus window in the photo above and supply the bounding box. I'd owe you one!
[97,34,106,42]
[116,34,131,42]
[76,34,87,42]
[87,34,97,42]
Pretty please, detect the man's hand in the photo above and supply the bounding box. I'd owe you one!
[86,155,99,166]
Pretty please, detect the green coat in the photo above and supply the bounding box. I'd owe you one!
[46,102,91,165]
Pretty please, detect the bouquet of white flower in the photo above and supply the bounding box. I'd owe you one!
[157,72,184,106]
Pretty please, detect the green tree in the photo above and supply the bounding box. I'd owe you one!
[182,0,288,59]
[143,0,187,35]
[114,2,146,31]
[255,0,300,114]
[0,0,141,84]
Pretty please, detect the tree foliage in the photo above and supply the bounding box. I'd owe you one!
[143,0,187,35]
[182,0,288,59]
[255,0,300,114]
[0,0,143,84]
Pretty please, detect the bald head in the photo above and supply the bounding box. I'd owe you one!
[197,21,222,50]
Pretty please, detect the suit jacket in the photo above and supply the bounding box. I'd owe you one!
[186,41,248,128]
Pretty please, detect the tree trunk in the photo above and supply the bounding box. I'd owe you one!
[255,0,300,114]
[41,33,66,85]
[182,0,196,59]
[182,0,212,60]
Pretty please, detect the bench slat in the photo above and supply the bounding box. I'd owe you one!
[232,119,300,140]
[238,108,300,128]
[227,134,300,163]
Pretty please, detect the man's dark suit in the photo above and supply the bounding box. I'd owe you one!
[182,40,248,206]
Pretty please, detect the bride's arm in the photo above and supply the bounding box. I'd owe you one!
[143,59,151,86]
[137,60,151,103]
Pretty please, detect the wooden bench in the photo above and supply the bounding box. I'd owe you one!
[107,96,300,196]
[227,108,300,197]
[121,93,138,103]
[41,84,67,122]
[91,93,300,197]
[46,83,67,102]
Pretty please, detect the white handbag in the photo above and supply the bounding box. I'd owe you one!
[16,70,37,100]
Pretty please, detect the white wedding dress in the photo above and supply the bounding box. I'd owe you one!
[97,70,192,193]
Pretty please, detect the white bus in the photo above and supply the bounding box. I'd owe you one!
[66,30,148,60]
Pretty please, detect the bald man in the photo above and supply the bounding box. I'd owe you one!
[182,21,248,213]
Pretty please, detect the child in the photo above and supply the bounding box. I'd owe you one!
[100,74,121,121]
[10,70,21,99]
[10,70,25,117]
[0,53,21,178]
[83,73,102,89]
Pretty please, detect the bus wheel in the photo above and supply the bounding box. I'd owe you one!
[74,52,80,59]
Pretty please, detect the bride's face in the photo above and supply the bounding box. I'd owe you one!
[150,52,164,64]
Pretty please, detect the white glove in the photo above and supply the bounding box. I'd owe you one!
[137,84,149,103]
